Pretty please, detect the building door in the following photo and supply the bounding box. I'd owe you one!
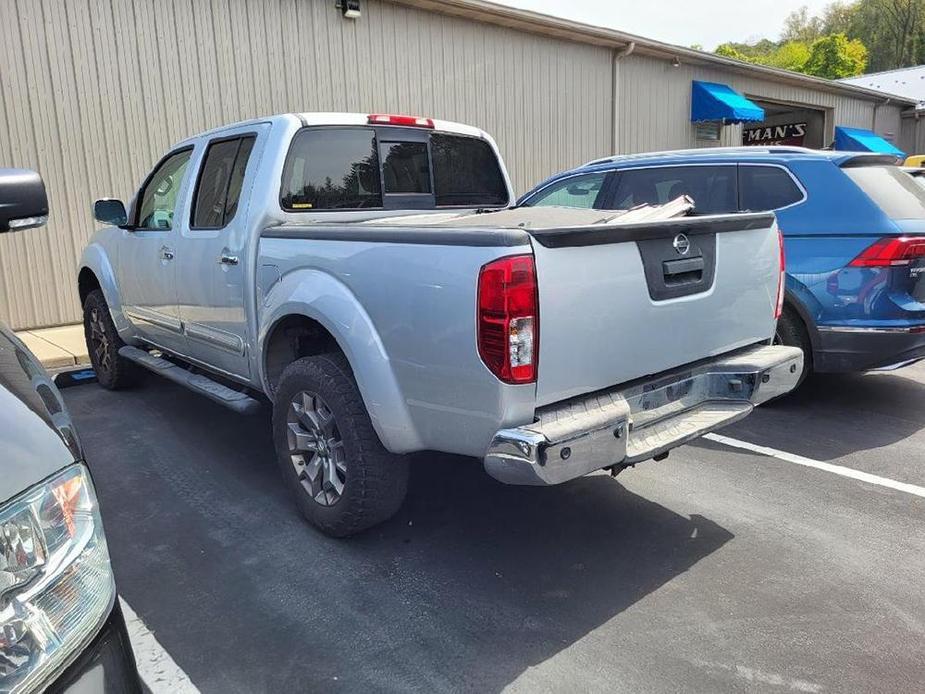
[743,100,827,149]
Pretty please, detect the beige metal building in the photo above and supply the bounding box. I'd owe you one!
[1,0,920,330]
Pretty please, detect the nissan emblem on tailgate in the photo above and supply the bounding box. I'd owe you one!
[673,233,691,255]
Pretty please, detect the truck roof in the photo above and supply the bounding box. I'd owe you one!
[174,112,487,147]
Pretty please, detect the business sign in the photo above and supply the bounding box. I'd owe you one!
[743,122,807,146]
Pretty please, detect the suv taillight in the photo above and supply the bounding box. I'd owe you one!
[775,229,785,320]
[848,236,925,267]
[477,255,538,384]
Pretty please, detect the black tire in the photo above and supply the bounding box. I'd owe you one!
[774,305,812,388]
[272,353,409,538]
[82,289,140,390]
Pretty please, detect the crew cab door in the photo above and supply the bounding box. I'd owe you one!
[118,147,194,352]
[176,125,266,378]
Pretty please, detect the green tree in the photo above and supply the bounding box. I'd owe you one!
[764,41,813,71]
[715,43,749,61]
[851,0,924,70]
[782,6,825,42]
[803,33,869,77]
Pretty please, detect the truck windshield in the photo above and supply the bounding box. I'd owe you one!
[843,165,925,219]
[281,128,508,210]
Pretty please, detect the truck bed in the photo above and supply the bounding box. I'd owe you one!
[260,207,781,456]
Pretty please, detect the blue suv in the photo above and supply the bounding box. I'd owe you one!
[519,147,925,385]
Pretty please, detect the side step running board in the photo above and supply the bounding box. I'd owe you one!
[118,346,262,415]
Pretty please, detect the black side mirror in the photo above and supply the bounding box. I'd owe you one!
[94,198,128,227]
[566,184,591,196]
[0,168,49,233]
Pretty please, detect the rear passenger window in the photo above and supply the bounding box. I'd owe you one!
[192,135,256,228]
[281,128,382,210]
[524,173,608,208]
[610,166,737,215]
[738,166,803,211]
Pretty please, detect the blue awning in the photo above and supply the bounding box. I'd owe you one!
[834,126,905,157]
[690,81,765,124]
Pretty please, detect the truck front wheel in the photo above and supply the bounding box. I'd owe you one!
[272,354,409,537]
[82,289,139,390]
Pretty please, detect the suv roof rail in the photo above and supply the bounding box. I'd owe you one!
[583,145,818,167]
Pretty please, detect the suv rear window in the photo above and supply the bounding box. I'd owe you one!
[280,128,507,211]
[843,165,925,218]
[610,166,737,215]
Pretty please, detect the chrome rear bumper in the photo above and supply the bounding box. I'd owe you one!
[484,344,803,485]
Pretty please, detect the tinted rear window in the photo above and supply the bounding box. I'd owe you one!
[738,166,804,212]
[380,141,431,194]
[431,134,508,206]
[281,128,382,210]
[844,166,925,219]
[610,166,737,215]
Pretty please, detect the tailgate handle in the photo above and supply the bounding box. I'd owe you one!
[662,257,704,285]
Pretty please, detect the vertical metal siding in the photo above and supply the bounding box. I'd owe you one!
[0,0,907,329]
[0,0,611,329]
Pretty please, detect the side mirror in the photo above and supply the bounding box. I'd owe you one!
[0,168,49,233]
[94,198,128,227]
[566,184,591,196]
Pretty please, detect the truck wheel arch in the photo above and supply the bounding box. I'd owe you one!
[77,267,101,305]
[258,297,424,455]
[78,243,131,338]
[263,314,341,394]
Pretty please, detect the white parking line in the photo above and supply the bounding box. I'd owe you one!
[704,433,925,499]
[119,598,200,693]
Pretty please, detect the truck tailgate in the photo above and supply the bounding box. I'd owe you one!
[528,213,780,406]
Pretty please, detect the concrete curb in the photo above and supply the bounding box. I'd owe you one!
[15,324,90,370]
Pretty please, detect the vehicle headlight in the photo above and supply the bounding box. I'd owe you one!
[0,464,114,693]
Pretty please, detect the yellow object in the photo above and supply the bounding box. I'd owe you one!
[291,202,314,209]
[903,155,925,168]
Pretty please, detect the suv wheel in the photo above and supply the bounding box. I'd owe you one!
[774,305,812,388]
[272,353,409,537]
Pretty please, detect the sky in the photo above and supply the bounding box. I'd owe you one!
[494,0,832,51]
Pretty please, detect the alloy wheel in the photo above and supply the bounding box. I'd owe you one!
[88,307,112,375]
[286,391,346,506]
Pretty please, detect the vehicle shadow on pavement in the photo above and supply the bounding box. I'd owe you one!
[723,367,925,460]
[63,379,733,694]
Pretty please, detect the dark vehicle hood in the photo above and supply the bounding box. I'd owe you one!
[0,322,82,504]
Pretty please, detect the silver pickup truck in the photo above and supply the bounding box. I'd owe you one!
[79,112,801,537]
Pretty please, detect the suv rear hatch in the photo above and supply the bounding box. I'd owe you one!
[840,164,925,322]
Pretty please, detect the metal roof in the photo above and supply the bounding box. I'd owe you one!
[840,65,925,103]
[391,0,919,106]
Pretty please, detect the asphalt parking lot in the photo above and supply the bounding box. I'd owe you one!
[62,363,925,694]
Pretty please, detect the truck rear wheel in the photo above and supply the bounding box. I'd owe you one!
[271,353,409,537]
[82,289,139,390]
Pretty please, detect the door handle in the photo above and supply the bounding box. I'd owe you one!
[218,253,239,266]
[160,246,175,261]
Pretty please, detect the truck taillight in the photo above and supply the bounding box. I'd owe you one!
[477,255,538,384]
[775,229,785,320]
[848,236,925,267]
[367,113,434,128]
